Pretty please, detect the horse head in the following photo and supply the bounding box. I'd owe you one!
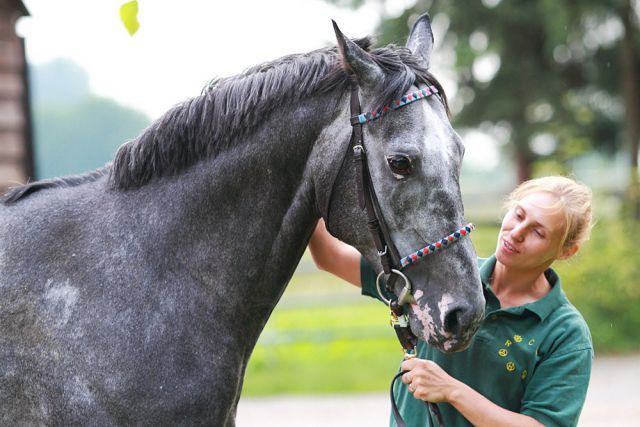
[321,15,484,353]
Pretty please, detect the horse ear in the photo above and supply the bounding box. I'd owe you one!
[406,13,434,69]
[332,20,384,89]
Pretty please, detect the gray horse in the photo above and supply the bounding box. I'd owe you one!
[0,16,484,425]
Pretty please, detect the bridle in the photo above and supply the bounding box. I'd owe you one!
[346,82,475,427]
[347,83,474,311]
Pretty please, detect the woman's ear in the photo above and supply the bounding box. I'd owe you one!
[559,243,580,260]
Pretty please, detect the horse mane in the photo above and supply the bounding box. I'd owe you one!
[110,37,448,190]
[1,166,110,204]
[2,37,449,202]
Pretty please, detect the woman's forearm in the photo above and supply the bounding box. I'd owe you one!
[446,381,544,427]
[308,219,362,287]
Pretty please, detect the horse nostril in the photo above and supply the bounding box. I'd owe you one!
[443,307,465,335]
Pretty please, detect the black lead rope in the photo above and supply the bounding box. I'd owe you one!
[390,371,410,427]
[391,371,444,427]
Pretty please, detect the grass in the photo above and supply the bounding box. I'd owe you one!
[244,305,401,395]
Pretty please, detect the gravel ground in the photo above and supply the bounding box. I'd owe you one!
[236,354,640,426]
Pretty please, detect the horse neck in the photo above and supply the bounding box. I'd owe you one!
[148,89,349,341]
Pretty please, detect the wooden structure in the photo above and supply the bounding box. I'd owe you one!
[0,0,33,193]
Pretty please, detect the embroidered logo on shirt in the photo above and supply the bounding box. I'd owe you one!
[497,332,537,375]
[497,335,537,375]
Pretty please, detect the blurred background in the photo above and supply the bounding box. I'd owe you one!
[0,0,638,399]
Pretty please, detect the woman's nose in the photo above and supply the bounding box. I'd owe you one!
[510,224,526,242]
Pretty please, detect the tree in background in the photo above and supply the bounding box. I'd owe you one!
[30,59,150,179]
[620,0,640,219]
[329,0,640,219]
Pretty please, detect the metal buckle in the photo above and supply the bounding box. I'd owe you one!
[353,144,364,154]
[403,348,417,360]
[376,269,415,306]
[377,246,388,256]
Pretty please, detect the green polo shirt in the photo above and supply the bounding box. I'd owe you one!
[361,255,593,427]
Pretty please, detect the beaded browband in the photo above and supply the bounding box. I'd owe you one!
[350,85,439,125]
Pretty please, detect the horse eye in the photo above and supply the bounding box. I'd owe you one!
[386,155,412,176]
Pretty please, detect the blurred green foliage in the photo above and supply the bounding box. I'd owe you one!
[555,220,640,354]
[30,59,150,179]
[243,220,640,395]
[34,97,149,179]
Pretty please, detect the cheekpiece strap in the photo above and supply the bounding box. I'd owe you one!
[349,84,401,276]
[350,85,439,126]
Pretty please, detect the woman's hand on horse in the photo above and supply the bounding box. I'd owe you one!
[400,358,460,403]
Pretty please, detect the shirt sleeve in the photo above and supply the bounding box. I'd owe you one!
[520,347,593,427]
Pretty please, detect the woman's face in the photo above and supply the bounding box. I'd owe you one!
[496,191,570,271]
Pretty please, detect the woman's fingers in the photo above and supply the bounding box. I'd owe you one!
[402,372,411,384]
[399,359,450,402]
[400,357,420,372]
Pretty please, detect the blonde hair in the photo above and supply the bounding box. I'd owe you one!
[505,176,593,251]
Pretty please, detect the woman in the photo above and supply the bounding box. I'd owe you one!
[309,176,593,427]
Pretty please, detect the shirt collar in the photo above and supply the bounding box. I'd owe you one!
[480,254,566,321]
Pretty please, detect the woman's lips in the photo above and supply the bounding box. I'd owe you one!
[502,238,519,254]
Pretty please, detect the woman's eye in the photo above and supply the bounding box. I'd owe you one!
[386,155,413,176]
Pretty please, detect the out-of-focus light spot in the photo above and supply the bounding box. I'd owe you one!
[530,133,557,156]
[526,102,554,123]
[385,0,419,19]
[472,52,500,83]
[481,0,502,8]
[461,129,500,170]
[469,30,488,52]
[553,45,571,64]
[458,86,475,105]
